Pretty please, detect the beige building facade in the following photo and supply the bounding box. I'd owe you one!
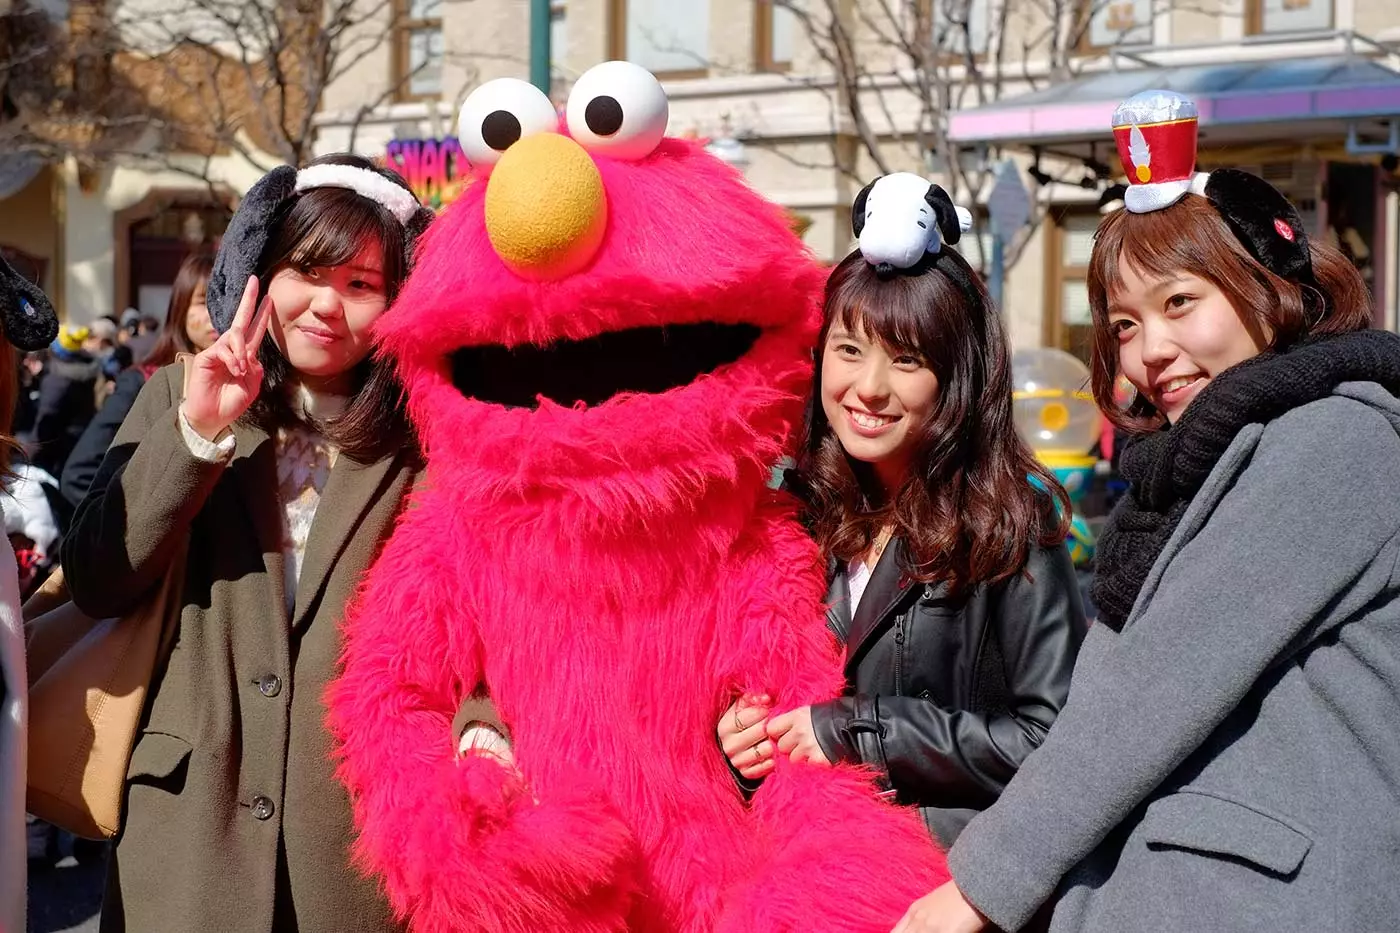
[310,0,1400,355]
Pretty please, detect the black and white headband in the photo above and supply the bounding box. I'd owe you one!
[851,173,974,279]
[207,162,434,333]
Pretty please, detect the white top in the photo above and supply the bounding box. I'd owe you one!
[179,385,345,614]
[847,556,874,617]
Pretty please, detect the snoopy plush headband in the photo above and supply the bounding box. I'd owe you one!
[851,173,974,279]
[205,163,434,333]
[1113,90,1322,302]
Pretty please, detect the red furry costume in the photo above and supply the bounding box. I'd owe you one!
[327,65,949,933]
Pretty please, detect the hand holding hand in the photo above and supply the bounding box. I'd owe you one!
[179,275,272,441]
[717,694,775,780]
[766,705,832,766]
[890,882,989,933]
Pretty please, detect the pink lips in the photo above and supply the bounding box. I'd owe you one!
[844,407,899,438]
[298,325,340,347]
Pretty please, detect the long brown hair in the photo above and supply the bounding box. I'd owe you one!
[144,251,214,369]
[795,249,1070,596]
[1088,195,1373,433]
[245,153,416,461]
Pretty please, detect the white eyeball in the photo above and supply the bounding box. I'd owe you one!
[565,61,669,161]
[457,78,558,169]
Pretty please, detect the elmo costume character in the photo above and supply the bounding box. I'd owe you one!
[327,61,949,933]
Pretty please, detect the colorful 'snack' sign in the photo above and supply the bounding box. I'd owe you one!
[385,138,469,211]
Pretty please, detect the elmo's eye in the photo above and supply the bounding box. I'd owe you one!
[565,61,669,161]
[457,78,558,169]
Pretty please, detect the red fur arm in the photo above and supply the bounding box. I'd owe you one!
[714,508,950,932]
[327,515,638,933]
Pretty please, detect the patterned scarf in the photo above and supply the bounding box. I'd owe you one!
[1092,329,1400,631]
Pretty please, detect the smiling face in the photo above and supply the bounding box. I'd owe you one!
[1107,259,1268,423]
[267,242,388,392]
[821,324,939,490]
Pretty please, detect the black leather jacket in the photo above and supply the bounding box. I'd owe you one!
[811,537,1087,847]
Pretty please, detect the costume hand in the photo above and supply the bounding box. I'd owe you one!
[767,706,832,765]
[717,694,775,780]
[180,275,272,441]
[890,882,989,933]
[458,723,517,772]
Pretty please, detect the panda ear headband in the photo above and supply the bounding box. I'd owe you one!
[206,162,436,333]
[1113,90,1324,314]
[0,253,59,352]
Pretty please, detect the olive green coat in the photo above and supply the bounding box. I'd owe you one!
[62,364,417,933]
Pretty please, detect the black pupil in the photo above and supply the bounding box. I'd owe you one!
[482,110,523,151]
[584,96,625,137]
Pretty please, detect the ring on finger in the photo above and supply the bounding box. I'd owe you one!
[734,708,746,732]
[753,741,766,763]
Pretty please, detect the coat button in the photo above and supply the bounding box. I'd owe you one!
[258,674,282,698]
[251,796,275,821]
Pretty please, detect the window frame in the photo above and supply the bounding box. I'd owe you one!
[1043,206,1100,364]
[607,0,710,81]
[918,0,993,65]
[1244,0,1334,36]
[1075,0,1154,54]
[754,1,792,74]
[391,0,445,103]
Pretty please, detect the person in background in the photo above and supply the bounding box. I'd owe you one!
[719,175,1085,849]
[62,253,216,508]
[30,325,100,476]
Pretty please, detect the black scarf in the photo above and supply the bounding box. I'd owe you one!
[1092,329,1400,631]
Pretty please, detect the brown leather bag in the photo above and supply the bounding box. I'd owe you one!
[24,356,193,840]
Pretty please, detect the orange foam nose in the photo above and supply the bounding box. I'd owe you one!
[484,133,607,280]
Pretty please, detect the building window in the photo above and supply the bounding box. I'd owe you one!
[1044,210,1099,364]
[608,0,709,79]
[1246,0,1332,34]
[394,0,444,101]
[755,1,796,73]
[926,0,990,58]
[1084,0,1152,48]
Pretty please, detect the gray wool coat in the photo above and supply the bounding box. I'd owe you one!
[948,383,1400,933]
[61,364,417,933]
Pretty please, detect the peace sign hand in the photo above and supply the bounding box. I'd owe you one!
[180,275,273,441]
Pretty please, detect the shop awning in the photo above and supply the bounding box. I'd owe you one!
[948,55,1400,152]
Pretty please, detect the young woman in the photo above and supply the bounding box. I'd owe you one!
[62,153,432,933]
[894,92,1400,933]
[61,251,217,507]
[719,175,1086,848]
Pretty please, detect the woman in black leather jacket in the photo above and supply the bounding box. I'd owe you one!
[718,178,1087,848]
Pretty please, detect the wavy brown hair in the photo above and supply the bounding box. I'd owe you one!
[794,249,1070,596]
[1088,195,1374,433]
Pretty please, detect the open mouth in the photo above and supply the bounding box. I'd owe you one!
[450,322,762,409]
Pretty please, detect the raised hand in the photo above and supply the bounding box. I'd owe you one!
[179,275,272,441]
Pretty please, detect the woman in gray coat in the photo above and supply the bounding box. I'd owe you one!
[895,90,1400,933]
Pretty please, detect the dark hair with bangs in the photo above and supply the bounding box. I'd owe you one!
[793,249,1070,596]
[1088,194,1373,433]
[144,251,213,368]
[244,152,416,461]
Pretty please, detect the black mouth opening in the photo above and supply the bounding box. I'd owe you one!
[450,322,762,409]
